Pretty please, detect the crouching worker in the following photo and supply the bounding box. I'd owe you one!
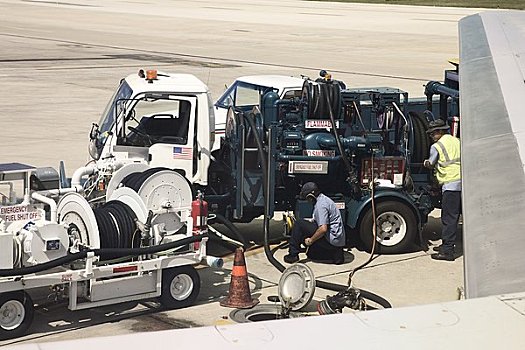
[284,182,346,265]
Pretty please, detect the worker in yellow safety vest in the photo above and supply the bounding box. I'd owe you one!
[423,118,461,261]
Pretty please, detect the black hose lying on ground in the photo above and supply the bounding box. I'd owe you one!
[211,213,250,249]
[262,212,391,309]
[0,234,207,277]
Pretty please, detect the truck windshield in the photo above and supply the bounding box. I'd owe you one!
[215,81,276,109]
[97,81,133,146]
[120,95,193,146]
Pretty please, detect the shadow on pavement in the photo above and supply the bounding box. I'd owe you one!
[346,215,464,257]
[196,266,266,305]
[0,300,156,347]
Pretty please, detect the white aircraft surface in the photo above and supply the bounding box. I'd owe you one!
[460,10,525,299]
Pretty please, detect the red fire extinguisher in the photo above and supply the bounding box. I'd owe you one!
[191,191,208,250]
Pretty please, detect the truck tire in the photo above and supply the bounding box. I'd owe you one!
[159,266,200,309]
[359,201,417,254]
[0,291,34,340]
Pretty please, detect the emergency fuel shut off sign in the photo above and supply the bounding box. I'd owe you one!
[0,205,41,222]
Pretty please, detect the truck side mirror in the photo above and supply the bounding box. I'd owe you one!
[89,123,99,140]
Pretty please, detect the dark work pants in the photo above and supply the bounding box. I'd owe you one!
[288,219,342,261]
[441,190,461,254]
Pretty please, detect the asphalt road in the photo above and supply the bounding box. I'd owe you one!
[0,0,476,346]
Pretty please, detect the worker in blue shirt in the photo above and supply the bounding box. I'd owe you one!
[424,118,461,261]
[284,182,346,265]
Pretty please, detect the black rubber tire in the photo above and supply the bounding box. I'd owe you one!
[359,201,417,254]
[0,291,34,340]
[158,266,200,309]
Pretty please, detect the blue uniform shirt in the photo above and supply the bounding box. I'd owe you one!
[313,193,345,247]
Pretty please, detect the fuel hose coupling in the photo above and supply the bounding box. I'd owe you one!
[317,287,366,315]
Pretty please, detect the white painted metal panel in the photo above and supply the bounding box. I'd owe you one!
[89,273,157,302]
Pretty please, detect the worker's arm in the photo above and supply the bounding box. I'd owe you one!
[424,145,439,168]
[305,202,329,246]
[305,224,328,246]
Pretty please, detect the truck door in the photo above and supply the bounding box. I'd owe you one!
[119,95,197,180]
[148,96,197,179]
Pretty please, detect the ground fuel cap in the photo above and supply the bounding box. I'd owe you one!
[278,263,316,311]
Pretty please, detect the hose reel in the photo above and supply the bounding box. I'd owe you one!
[106,163,149,200]
[301,80,342,120]
[93,200,139,249]
[57,192,144,250]
[57,192,101,249]
[120,167,194,234]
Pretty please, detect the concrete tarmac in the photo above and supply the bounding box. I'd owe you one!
[0,0,480,170]
[0,0,475,346]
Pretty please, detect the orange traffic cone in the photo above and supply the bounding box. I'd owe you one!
[220,247,259,309]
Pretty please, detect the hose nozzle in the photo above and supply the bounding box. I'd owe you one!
[317,288,365,315]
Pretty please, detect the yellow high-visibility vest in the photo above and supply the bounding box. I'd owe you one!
[433,134,461,184]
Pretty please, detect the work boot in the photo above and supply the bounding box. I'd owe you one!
[332,248,345,265]
[283,254,299,264]
[433,244,455,253]
[431,252,455,261]
[333,258,344,265]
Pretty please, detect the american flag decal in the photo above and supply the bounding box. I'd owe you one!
[173,147,192,160]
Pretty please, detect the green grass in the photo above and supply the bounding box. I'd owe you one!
[308,0,525,10]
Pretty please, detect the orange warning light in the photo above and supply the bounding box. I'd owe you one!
[146,70,158,81]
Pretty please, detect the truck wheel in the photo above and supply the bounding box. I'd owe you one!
[0,291,34,340]
[159,266,200,309]
[359,201,417,254]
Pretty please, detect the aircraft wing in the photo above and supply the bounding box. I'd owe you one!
[460,10,525,298]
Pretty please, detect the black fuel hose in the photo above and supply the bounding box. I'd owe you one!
[262,199,390,308]
[211,213,250,249]
[243,112,286,273]
[0,234,207,277]
[243,111,282,272]
[258,106,391,309]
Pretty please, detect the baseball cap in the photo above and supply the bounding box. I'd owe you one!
[299,182,319,200]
